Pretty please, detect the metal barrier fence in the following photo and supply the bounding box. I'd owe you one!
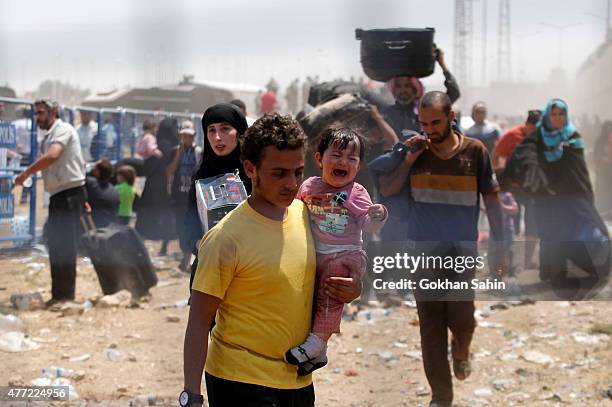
[0,96,203,249]
[0,97,38,248]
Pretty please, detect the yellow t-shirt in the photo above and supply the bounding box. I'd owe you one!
[192,199,316,389]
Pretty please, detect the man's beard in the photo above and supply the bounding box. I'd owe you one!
[429,120,452,144]
[396,94,415,105]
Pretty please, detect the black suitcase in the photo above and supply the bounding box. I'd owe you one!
[81,216,157,297]
[356,27,436,81]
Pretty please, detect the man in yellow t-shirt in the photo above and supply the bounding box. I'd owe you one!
[182,113,363,407]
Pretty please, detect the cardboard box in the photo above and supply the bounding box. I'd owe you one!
[195,172,248,233]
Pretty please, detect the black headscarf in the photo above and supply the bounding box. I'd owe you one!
[183,103,250,253]
[156,117,180,158]
[193,103,250,190]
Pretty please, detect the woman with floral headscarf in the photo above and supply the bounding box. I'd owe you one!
[506,98,610,298]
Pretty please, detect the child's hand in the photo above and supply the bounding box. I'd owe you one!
[368,204,386,221]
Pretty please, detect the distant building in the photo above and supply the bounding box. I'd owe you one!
[0,86,17,98]
[82,75,235,113]
[573,39,612,121]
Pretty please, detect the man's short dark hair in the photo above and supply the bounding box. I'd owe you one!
[229,99,246,112]
[419,91,452,116]
[142,118,156,132]
[241,113,307,167]
[95,159,114,181]
[526,109,542,125]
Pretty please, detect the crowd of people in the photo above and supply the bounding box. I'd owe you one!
[3,48,612,407]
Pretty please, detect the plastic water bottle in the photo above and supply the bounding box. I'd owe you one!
[0,314,22,332]
[12,174,32,188]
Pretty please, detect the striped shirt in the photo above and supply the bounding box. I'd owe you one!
[406,132,498,242]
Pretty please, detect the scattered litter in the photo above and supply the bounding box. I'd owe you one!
[521,351,553,366]
[133,394,157,406]
[98,290,132,308]
[393,342,409,348]
[376,351,398,361]
[403,351,422,361]
[415,387,430,397]
[532,332,557,340]
[492,379,515,392]
[497,353,518,362]
[31,376,79,400]
[0,314,22,333]
[344,369,358,377]
[69,353,91,362]
[31,336,57,344]
[59,302,88,317]
[539,392,563,402]
[10,292,44,311]
[355,347,363,354]
[174,299,188,308]
[474,388,493,398]
[479,321,503,329]
[356,309,390,323]
[590,323,612,336]
[0,331,39,352]
[572,333,608,345]
[103,348,123,362]
[504,392,531,402]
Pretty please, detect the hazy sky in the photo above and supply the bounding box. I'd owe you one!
[0,0,608,96]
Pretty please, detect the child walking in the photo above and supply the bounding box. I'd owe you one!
[286,128,387,375]
[115,165,137,225]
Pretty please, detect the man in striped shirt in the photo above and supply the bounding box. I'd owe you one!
[379,91,505,407]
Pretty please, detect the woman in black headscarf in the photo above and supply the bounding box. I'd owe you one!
[135,117,179,254]
[183,103,250,263]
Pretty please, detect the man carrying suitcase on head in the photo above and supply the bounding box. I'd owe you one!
[15,99,87,309]
[381,48,461,140]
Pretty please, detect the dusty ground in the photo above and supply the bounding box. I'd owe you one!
[1,183,611,406]
[0,241,611,407]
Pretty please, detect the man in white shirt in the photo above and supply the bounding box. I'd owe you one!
[15,99,87,308]
[76,110,98,162]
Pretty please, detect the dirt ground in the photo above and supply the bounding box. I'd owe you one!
[1,184,611,406]
[0,240,611,407]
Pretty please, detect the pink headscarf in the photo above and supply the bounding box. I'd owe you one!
[386,76,425,106]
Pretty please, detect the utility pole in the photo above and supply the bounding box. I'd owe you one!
[454,0,474,91]
[497,0,512,82]
[482,0,487,85]
[607,0,611,41]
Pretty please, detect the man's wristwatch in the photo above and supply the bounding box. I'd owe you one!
[179,390,204,406]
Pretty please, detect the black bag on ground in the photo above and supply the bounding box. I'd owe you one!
[356,27,436,81]
[81,216,157,297]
